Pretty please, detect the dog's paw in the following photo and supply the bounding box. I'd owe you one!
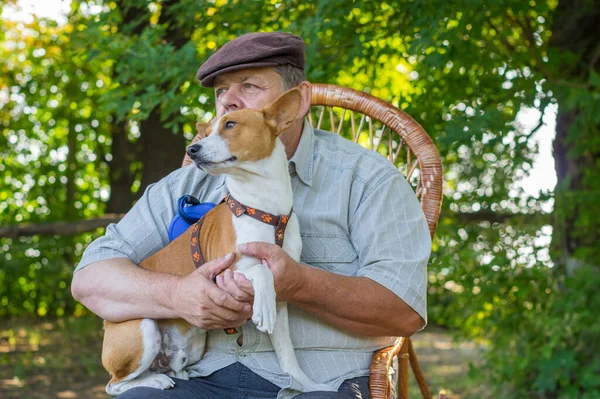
[107,373,176,395]
[167,369,189,380]
[252,289,276,334]
[142,374,176,390]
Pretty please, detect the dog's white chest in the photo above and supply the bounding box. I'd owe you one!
[232,211,301,270]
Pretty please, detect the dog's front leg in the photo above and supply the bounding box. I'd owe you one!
[239,263,277,334]
[238,262,335,393]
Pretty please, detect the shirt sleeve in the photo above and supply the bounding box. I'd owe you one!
[349,169,431,328]
[74,172,179,273]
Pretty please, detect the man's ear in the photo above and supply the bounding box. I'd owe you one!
[297,81,312,120]
[263,89,302,135]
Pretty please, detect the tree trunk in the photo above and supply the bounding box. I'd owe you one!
[106,119,138,213]
[550,0,600,275]
[139,110,186,193]
[135,0,192,195]
[66,124,77,221]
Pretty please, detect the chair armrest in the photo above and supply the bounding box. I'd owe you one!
[369,337,406,399]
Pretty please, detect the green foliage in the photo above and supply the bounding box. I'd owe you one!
[458,265,600,398]
[1,0,599,397]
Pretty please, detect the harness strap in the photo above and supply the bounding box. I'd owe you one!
[190,215,239,334]
[189,194,293,336]
[224,194,293,248]
[190,216,206,269]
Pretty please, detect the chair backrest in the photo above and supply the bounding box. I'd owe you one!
[309,84,443,238]
[182,84,443,238]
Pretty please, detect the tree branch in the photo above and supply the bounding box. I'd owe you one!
[0,209,554,240]
[486,16,519,57]
[507,11,552,80]
[589,42,600,71]
[0,214,124,239]
[497,12,590,91]
[447,210,552,225]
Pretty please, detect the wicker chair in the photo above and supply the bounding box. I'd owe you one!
[183,83,443,399]
[309,84,443,399]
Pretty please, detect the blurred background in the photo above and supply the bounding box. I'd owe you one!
[1,0,599,398]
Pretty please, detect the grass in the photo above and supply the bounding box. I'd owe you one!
[407,326,489,398]
[0,317,487,399]
[0,316,107,399]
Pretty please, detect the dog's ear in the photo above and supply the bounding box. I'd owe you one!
[195,122,209,140]
[263,89,302,135]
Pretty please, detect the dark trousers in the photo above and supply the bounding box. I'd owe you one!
[115,362,370,398]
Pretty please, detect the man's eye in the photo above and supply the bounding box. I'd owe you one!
[243,83,257,90]
[215,88,226,97]
[225,121,236,129]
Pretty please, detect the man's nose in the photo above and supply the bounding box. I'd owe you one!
[218,88,242,112]
[186,143,201,158]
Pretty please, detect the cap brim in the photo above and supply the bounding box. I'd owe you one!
[198,61,281,87]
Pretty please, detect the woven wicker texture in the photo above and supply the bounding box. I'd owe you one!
[182,84,443,398]
[309,84,442,399]
[309,84,442,239]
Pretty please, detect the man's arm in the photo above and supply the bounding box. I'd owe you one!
[237,170,430,337]
[71,168,253,329]
[71,253,253,330]
[237,243,421,337]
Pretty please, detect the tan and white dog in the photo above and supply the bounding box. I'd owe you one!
[101,89,334,395]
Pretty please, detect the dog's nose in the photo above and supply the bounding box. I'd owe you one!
[186,144,201,158]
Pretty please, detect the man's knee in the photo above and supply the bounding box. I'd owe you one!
[295,376,370,399]
[115,387,180,399]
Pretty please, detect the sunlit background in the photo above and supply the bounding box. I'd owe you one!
[5,1,596,399]
[2,0,558,199]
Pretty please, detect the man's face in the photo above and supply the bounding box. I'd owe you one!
[213,67,284,117]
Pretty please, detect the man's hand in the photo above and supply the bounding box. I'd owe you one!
[215,269,254,303]
[237,242,307,302]
[171,253,253,330]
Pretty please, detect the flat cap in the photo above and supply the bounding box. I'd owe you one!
[196,32,306,87]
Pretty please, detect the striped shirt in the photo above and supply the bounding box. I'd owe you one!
[75,121,431,398]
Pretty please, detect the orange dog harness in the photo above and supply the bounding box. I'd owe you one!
[190,193,293,335]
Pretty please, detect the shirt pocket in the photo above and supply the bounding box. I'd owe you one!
[300,234,358,275]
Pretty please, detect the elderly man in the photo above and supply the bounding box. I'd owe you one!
[71,32,431,399]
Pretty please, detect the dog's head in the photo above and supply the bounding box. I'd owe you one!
[186,88,302,174]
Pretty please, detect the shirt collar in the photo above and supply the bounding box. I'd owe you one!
[288,119,314,187]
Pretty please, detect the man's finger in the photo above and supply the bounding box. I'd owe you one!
[237,242,275,258]
[206,284,251,313]
[199,312,248,330]
[197,252,236,279]
[219,270,251,302]
[233,272,255,296]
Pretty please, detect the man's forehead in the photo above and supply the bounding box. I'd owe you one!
[214,67,281,86]
[214,74,254,85]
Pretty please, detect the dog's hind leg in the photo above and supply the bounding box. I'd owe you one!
[107,371,175,395]
[104,319,174,396]
[166,348,190,380]
[159,321,207,380]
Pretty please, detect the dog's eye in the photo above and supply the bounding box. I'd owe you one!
[224,121,236,129]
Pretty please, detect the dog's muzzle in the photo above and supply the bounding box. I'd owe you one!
[186,143,202,160]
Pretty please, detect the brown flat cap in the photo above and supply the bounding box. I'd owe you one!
[196,32,306,87]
